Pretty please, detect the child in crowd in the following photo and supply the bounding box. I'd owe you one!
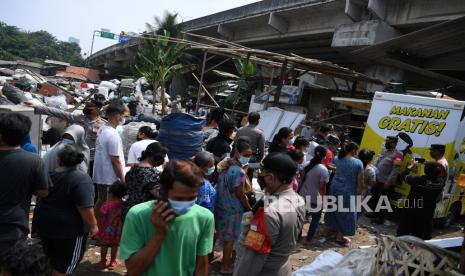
[97,182,127,270]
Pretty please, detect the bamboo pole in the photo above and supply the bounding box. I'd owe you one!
[264,67,275,110]
[191,73,229,119]
[195,51,208,116]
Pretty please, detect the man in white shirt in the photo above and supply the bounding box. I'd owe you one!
[93,103,126,219]
[300,120,316,140]
[127,126,159,166]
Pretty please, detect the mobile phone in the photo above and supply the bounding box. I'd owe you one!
[155,192,176,216]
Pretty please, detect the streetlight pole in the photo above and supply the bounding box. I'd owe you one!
[90,30,97,57]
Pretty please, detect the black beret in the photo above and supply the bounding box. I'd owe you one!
[262,153,297,176]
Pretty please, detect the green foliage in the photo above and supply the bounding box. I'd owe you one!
[147,12,182,38]
[0,21,84,66]
[209,59,258,111]
[134,11,194,114]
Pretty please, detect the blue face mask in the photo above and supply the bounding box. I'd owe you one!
[168,198,197,215]
[239,156,250,165]
[61,138,74,145]
[206,166,215,176]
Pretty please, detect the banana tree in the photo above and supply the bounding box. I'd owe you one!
[207,59,258,112]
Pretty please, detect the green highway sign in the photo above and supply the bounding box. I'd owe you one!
[99,31,118,40]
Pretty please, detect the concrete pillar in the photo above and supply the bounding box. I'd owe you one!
[268,12,289,34]
[364,65,404,92]
[217,24,234,40]
[331,20,401,49]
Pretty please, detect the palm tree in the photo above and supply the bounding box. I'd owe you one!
[134,12,195,115]
[148,11,182,38]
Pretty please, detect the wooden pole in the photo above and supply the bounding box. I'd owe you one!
[273,59,288,106]
[191,73,229,119]
[264,67,275,110]
[195,51,208,116]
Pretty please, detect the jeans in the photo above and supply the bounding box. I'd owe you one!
[306,211,322,241]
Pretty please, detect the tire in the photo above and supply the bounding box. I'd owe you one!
[435,202,461,228]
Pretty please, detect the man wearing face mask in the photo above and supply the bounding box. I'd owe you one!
[93,103,126,224]
[369,136,404,224]
[24,93,106,176]
[234,153,305,276]
[120,160,214,276]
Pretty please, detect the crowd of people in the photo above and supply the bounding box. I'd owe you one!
[0,99,452,275]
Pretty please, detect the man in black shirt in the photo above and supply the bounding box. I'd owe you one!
[397,161,444,240]
[206,118,235,163]
[0,112,49,255]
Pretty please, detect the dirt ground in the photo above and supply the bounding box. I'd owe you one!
[75,215,464,276]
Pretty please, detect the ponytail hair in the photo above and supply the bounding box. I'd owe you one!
[304,146,327,174]
[338,141,359,159]
[138,126,158,140]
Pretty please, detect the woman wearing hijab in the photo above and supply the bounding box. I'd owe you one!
[43,124,90,173]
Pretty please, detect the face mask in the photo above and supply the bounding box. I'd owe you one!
[61,138,74,145]
[239,156,250,165]
[288,138,294,145]
[206,166,215,176]
[298,164,304,171]
[168,198,197,215]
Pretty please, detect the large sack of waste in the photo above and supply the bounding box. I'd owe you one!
[2,83,28,104]
[293,250,344,276]
[99,81,118,91]
[158,113,205,160]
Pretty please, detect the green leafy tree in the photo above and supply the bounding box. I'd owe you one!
[134,31,195,115]
[134,12,194,115]
[0,22,84,66]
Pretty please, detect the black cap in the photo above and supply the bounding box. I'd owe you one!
[326,135,340,145]
[262,153,297,176]
[430,144,446,151]
[319,124,332,132]
[386,136,398,142]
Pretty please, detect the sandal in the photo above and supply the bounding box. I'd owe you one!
[108,259,121,271]
[98,259,108,270]
[335,237,350,245]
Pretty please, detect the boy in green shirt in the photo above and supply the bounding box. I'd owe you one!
[120,160,214,276]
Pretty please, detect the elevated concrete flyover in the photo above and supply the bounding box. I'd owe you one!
[86,0,465,96]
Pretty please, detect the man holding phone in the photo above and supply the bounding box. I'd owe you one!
[120,160,214,276]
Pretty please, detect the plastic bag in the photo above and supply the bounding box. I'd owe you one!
[44,94,68,110]
[2,83,28,104]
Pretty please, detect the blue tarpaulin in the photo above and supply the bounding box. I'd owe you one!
[158,113,205,160]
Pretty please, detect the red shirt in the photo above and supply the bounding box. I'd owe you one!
[322,149,334,166]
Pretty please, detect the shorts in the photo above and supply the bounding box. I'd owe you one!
[41,235,88,274]
[95,184,110,202]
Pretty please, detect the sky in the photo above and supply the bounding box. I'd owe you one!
[0,0,259,57]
